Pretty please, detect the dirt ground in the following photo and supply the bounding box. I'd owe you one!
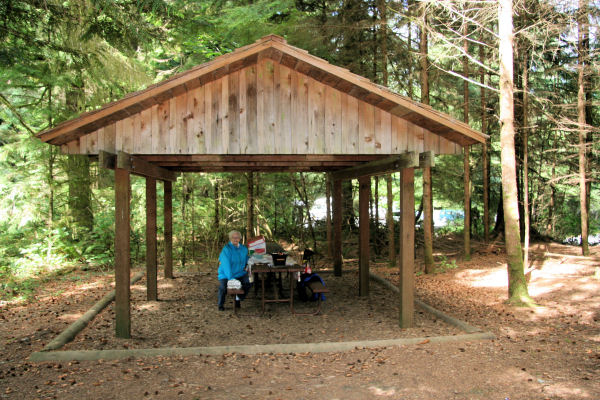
[64,268,460,350]
[0,240,598,399]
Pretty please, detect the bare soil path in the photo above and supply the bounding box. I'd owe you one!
[1,241,598,399]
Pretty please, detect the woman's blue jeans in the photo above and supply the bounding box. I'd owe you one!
[218,274,252,308]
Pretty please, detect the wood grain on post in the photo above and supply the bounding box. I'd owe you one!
[333,179,343,276]
[114,168,131,338]
[164,180,173,279]
[399,168,415,328]
[146,177,158,301]
[358,176,370,297]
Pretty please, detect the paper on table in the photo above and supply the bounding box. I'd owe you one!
[247,255,297,268]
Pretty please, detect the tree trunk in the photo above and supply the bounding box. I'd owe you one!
[548,153,556,235]
[420,3,433,272]
[190,177,195,262]
[326,173,333,258]
[255,173,261,236]
[292,173,317,252]
[65,85,93,237]
[181,176,187,268]
[374,176,380,254]
[423,166,434,273]
[493,193,505,236]
[378,1,395,267]
[407,0,414,99]
[342,180,356,231]
[498,0,532,304]
[577,0,590,256]
[522,52,530,269]
[386,174,395,267]
[462,24,471,260]
[246,172,254,240]
[378,0,388,86]
[214,180,220,227]
[480,43,490,243]
[46,85,55,228]
[419,5,429,106]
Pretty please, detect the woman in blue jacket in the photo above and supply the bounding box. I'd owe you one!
[217,230,252,311]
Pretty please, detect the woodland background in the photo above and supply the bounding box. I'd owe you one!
[0,0,598,300]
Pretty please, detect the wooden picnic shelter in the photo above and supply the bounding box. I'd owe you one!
[36,35,487,338]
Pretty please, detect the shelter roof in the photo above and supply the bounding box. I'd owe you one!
[37,35,486,147]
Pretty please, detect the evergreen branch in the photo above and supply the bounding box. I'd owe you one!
[0,92,37,136]
[430,63,500,92]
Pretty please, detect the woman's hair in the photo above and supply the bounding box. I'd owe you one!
[228,230,242,241]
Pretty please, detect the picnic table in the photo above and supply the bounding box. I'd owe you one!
[248,255,302,314]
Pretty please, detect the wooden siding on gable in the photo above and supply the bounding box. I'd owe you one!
[64,61,461,156]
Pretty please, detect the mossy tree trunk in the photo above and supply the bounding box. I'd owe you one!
[420,3,434,272]
[498,0,532,305]
[577,0,590,256]
[65,84,93,237]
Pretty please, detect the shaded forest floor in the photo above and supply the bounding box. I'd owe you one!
[0,239,599,399]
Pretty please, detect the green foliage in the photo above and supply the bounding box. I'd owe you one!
[434,255,459,274]
[0,0,598,293]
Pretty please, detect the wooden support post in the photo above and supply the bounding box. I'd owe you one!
[464,145,471,260]
[359,176,370,297]
[164,180,173,279]
[114,168,131,338]
[399,168,415,328]
[333,179,343,276]
[146,177,157,301]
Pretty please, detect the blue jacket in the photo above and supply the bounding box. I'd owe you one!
[218,242,249,280]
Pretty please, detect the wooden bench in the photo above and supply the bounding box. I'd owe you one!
[293,280,329,316]
[226,288,244,315]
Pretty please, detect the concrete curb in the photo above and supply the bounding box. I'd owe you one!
[29,332,495,362]
[41,271,145,352]
[369,272,483,334]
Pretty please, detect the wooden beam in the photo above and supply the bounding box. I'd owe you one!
[100,150,178,182]
[399,168,415,328]
[331,152,418,181]
[333,179,343,276]
[358,176,370,297]
[146,177,158,301]
[114,168,131,338]
[117,151,178,182]
[164,180,173,279]
[99,150,116,169]
[139,154,387,163]
[419,151,435,168]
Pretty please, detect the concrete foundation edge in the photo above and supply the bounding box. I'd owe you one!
[29,331,495,362]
